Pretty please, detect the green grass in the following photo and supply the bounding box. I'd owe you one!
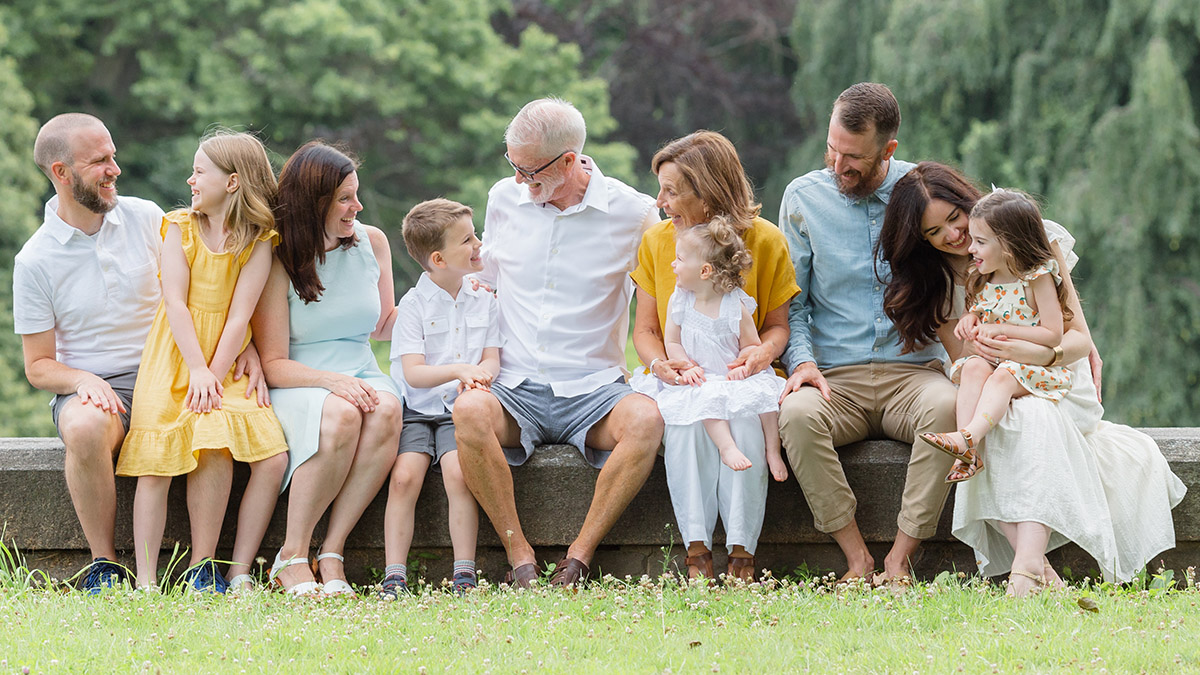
[2,565,1198,673]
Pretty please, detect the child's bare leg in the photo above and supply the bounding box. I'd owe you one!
[942,369,1030,452]
[759,412,787,481]
[228,453,287,585]
[383,452,432,569]
[132,476,171,589]
[703,418,751,471]
[947,357,994,474]
[440,451,479,564]
[186,449,233,566]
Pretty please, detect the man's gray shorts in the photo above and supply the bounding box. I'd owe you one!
[490,377,634,469]
[51,369,138,437]
[398,403,457,467]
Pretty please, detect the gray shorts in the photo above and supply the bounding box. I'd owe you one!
[490,377,634,469]
[51,370,138,437]
[398,404,457,466]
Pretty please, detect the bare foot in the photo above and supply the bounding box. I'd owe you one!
[316,553,348,586]
[718,444,752,471]
[766,450,789,481]
[1007,568,1046,598]
[1043,557,1065,590]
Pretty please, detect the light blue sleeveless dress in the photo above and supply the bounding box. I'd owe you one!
[271,222,400,489]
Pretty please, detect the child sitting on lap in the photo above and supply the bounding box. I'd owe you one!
[381,198,500,598]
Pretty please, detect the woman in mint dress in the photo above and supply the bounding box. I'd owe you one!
[251,141,402,595]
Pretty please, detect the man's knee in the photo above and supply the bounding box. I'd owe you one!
[58,402,123,458]
[612,393,664,448]
[778,387,833,444]
[452,389,504,450]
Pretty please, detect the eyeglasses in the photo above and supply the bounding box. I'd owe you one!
[504,150,569,181]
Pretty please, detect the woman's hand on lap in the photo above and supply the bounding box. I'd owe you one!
[726,344,770,377]
[327,373,379,412]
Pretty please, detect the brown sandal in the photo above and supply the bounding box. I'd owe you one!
[684,551,714,580]
[945,454,984,483]
[549,557,590,588]
[503,562,540,589]
[920,428,977,463]
[727,555,756,583]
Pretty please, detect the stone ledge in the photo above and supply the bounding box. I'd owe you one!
[2,430,1197,583]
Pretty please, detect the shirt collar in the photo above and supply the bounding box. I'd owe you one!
[416,271,483,302]
[514,154,610,214]
[870,158,908,205]
[43,195,124,245]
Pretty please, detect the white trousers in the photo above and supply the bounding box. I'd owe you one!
[663,416,768,554]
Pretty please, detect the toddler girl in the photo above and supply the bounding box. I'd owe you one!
[117,131,289,592]
[921,189,1074,482]
[633,216,788,479]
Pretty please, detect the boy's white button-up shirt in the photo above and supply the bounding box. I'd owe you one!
[390,272,501,414]
[12,195,164,376]
[479,156,658,397]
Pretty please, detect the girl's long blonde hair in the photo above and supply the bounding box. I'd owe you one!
[194,130,277,256]
[965,189,1073,322]
[676,215,753,294]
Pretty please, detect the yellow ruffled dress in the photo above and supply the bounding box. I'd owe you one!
[116,210,288,477]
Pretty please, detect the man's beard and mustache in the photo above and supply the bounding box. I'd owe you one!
[72,169,118,215]
[825,151,887,200]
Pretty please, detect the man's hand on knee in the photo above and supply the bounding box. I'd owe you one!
[780,361,830,404]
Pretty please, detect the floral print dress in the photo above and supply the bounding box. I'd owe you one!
[949,260,1072,401]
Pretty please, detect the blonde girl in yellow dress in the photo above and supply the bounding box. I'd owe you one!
[117,131,289,592]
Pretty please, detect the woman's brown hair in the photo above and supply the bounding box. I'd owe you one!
[275,141,360,303]
[651,131,761,234]
[877,162,982,353]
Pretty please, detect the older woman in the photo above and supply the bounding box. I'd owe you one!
[251,141,403,595]
[631,131,799,580]
[880,161,1185,595]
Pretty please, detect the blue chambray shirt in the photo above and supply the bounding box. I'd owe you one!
[780,158,947,373]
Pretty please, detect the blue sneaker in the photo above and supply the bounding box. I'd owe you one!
[377,573,407,600]
[82,557,127,595]
[183,559,229,594]
[452,571,478,595]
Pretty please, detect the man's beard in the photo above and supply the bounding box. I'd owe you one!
[825,152,887,200]
[72,170,118,214]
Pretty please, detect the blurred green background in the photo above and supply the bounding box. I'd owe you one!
[3,0,1198,434]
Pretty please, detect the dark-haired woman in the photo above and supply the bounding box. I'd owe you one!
[251,141,402,595]
[880,161,1184,595]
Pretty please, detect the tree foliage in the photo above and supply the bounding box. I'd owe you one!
[786,0,1200,424]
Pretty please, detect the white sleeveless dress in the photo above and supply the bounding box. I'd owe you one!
[631,287,784,425]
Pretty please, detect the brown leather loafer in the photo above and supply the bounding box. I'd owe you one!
[549,557,590,588]
[503,562,539,589]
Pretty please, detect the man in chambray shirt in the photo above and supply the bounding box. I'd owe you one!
[777,83,957,584]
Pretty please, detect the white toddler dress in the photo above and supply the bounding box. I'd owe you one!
[632,287,784,424]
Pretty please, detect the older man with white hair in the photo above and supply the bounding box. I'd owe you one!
[453,98,663,588]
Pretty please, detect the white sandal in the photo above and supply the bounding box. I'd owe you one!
[270,551,321,596]
[314,551,356,596]
[228,573,256,592]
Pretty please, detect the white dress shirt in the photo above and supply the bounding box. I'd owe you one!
[479,156,658,397]
[13,195,164,376]
[391,272,502,414]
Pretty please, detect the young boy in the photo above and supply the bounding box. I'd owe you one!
[383,198,501,597]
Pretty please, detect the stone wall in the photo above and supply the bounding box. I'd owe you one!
[2,430,1197,585]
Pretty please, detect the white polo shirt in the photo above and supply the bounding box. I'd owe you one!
[13,195,164,376]
[390,273,502,414]
[479,156,658,397]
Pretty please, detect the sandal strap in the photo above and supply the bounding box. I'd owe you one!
[1010,569,1046,585]
[316,551,345,562]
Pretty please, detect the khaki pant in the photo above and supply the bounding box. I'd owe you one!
[778,361,957,540]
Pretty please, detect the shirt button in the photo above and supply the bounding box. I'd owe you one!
[456,353,462,358]
[873,347,880,352]
[875,317,882,323]
[538,345,546,352]
[874,285,881,291]
[551,248,559,254]
[546,282,555,289]
[455,327,460,333]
